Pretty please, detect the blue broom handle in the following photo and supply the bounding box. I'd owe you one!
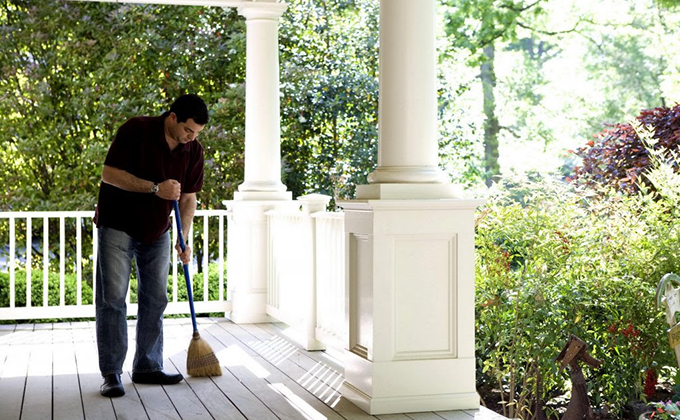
[172,201,199,333]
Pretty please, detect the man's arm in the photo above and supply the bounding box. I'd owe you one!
[175,192,197,264]
[102,165,181,201]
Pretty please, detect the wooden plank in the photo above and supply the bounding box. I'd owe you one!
[406,413,448,420]
[22,329,54,420]
[184,323,280,420]
[116,321,181,420]
[0,330,12,377]
[74,326,117,420]
[465,407,507,420]
[111,372,150,420]
[132,379,182,420]
[153,324,214,420]
[216,323,376,420]
[435,411,475,420]
[0,332,30,420]
[236,323,346,395]
[207,321,355,420]
[164,320,276,420]
[210,365,281,420]
[377,415,412,420]
[53,327,86,420]
[195,323,300,420]
[167,349,247,420]
[252,323,345,391]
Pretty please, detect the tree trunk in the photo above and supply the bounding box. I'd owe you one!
[480,44,500,187]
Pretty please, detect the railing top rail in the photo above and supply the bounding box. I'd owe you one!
[311,211,345,220]
[0,210,95,218]
[0,209,229,219]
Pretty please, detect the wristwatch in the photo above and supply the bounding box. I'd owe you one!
[150,183,159,195]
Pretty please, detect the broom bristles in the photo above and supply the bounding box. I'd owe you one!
[187,331,222,377]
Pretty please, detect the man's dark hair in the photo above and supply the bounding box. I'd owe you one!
[170,94,209,125]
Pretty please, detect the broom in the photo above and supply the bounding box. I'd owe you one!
[172,200,222,377]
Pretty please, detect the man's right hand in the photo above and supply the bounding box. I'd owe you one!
[157,179,181,201]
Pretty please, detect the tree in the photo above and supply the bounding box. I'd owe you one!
[279,0,379,203]
[442,0,551,186]
[0,0,247,212]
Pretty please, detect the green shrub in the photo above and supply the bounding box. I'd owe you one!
[0,270,93,307]
[476,170,680,418]
[0,262,227,309]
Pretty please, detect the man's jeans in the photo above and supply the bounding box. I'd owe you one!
[95,227,170,376]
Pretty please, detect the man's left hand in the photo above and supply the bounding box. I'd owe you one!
[175,242,192,265]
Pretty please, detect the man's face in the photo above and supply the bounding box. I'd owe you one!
[170,114,205,144]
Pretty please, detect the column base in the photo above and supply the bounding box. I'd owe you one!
[367,166,448,184]
[227,291,276,324]
[225,198,295,325]
[226,310,277,324]
[279,324,327,351]
[356,183,463,200]
[341,355,480,415]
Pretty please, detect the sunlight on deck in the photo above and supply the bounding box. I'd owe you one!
[219,344,271,378]
[0,319,499,420]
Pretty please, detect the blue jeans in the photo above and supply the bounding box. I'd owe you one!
[95,227,170,376]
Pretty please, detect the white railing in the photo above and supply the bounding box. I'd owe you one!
[313,211,347,347]
[0,209,231,320]
[266,194,346,351]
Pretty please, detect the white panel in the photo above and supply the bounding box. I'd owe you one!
[349,233,373,360]
[393,235,457,359]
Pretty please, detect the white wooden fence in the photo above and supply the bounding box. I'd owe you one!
[1,200,349,353]
[266,195,347,351]
[0,209,231,320]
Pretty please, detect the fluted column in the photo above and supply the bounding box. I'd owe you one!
[237,0,288,198]
[358,0,458,199]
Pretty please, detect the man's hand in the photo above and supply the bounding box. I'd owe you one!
[158,179,181,201]
[175,242,192,265]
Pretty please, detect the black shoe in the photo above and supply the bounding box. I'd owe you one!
[100,374,125,398]
[131,370,184,385]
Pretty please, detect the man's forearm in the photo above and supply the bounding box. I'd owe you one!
[102,165,154,193]
[178,193,197,239]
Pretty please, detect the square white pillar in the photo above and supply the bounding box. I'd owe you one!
[340,198,483,414]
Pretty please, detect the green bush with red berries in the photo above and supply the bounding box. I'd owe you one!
[475,162,680,418]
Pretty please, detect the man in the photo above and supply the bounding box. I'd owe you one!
[94,94,208,398]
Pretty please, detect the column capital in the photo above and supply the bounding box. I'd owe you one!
[238,1,287,20]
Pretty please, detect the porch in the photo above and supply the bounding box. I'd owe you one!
[0,318,503,420]
[2,0,483,414]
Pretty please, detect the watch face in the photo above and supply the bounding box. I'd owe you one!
[152,184,159,194]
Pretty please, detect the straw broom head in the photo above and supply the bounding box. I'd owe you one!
[187,331,222,377]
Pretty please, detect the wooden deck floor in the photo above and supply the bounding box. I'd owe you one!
[0,318,503,420]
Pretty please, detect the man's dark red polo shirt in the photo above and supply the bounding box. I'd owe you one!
[94,112,204,244]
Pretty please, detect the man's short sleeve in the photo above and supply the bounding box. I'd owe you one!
[183,142,205,193]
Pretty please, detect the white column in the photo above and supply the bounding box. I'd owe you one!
[227,0,292,324]
[358,0,459,200]
[237,0,288,199]
[341,0,483,414]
